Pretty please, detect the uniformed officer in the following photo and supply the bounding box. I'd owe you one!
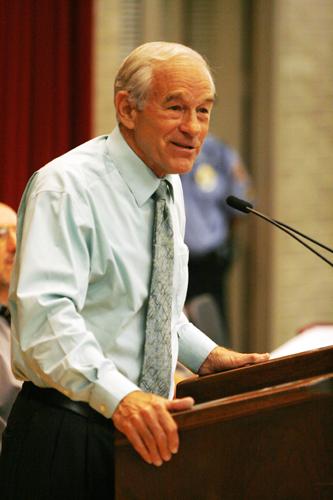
[181,134,252,345]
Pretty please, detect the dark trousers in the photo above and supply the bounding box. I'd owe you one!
[0,383,115,500]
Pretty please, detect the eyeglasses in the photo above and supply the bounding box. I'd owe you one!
[0,226,16,240]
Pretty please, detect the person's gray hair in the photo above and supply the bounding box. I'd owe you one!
[114,41,215,111]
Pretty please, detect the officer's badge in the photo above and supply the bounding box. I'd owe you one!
[194,163,218,192]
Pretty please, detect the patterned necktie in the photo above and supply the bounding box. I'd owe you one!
[139,180,174,397]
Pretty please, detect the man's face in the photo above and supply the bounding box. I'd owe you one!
[124,58,215,177]
[0,204,17,288]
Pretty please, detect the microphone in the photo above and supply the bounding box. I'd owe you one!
[226,196,253,214]
[226,195,333,268]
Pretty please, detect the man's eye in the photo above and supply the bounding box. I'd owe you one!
[168,105,182,111]
[198,107,209,114]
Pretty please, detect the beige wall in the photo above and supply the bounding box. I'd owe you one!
[93,0,121,135]
[272,0,333,348]
[250,0,333,350]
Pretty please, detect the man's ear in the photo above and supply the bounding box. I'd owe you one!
[115,91,137,129]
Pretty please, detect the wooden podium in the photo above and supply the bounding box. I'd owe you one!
[115,346,333,500]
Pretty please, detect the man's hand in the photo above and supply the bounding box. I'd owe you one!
[198,346,270,375]
[112,391,194,466]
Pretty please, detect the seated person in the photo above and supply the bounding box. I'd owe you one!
[0,202,22,451]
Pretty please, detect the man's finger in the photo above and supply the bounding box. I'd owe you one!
[114,410,165,466]
[140,404,172,463]
[158,397,195,455]
[131,412,166,466]
[112,392,192,466]
[118,420,153,465]
[237,352,270,366]
[155,403,179,455]
[113,394,175,465]
[167,396,195,412]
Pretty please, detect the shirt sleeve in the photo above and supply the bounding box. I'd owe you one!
[11,186,139,418]
[176,312,217,373]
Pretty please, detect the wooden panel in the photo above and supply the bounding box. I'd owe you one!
[115,373,333,499]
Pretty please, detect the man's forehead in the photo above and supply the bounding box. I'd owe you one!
[152,71,215,106]
[0,205,17,226]
[152,58,214,91]
[164,91,215,104]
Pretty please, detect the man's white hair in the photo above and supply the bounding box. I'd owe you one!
[114,41,215,111]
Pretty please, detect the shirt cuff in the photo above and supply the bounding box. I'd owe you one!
[177,322,217,373]
[90,366,140,418]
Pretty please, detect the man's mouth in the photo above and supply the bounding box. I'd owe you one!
[170,141,196,150]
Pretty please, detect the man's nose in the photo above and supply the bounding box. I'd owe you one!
[179,110,201,136]
[7,228,16,253]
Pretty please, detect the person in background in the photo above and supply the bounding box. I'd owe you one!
[0,42,268,498]
[181,134,252,345]
[0,203,21,453]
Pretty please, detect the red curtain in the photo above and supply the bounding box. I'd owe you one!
[0,0,93,210]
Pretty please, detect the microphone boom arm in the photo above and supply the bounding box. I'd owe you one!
[249,208,333,268]
[271,217,333,254]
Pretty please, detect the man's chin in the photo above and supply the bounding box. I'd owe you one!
[153,159,195,177]
[169,160,195,175]
[0,273,11,288]
[177,164,195,175]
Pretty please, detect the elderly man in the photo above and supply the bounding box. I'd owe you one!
[0,42,268,498]
[0,203,21,452]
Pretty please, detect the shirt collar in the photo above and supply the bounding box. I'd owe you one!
[105,127,174,207]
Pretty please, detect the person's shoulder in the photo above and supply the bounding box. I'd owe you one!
[42,135,109,175]
[30,136,111,195]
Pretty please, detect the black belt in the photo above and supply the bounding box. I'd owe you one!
[21,382,112,427]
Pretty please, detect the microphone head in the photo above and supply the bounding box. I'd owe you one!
[226,195,253,213]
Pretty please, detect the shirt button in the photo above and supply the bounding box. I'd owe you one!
[100,404,106,413]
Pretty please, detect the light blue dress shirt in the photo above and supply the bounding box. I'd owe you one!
[9,127,216,417]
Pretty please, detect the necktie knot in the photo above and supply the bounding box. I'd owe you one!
[154,180,170,201]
